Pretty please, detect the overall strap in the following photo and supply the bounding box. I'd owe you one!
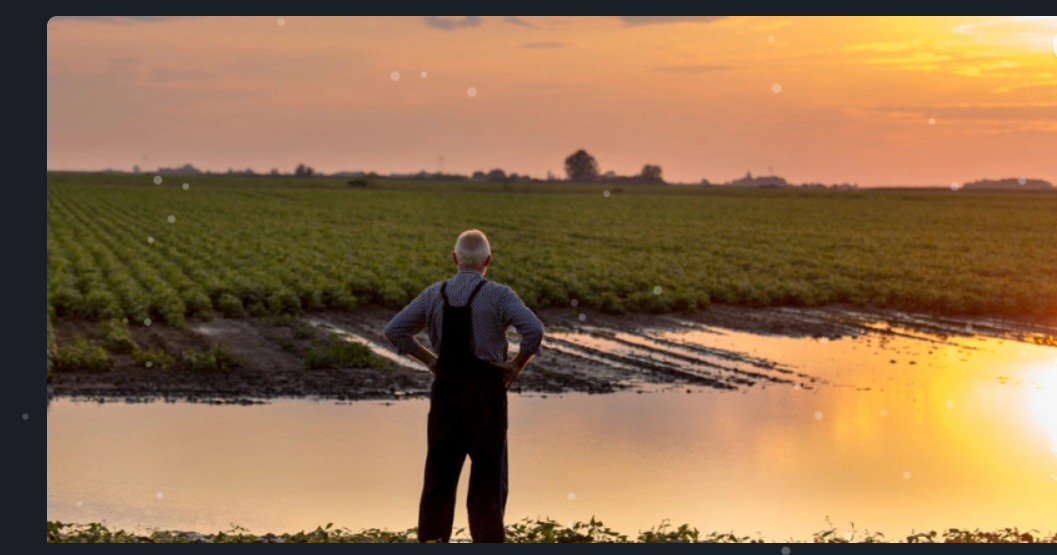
[466,280,488,307]
[440,279,486,308]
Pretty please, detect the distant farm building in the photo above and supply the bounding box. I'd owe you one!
[728,172,790,188]
[962,178,1053,191]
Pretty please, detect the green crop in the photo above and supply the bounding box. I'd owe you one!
[46,173,1057,334]
[50,338,113,374]
[304,334,387,370]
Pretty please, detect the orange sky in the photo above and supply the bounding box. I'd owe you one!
[46,16,1057,185]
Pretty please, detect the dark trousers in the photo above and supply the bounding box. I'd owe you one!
[418,377,508,543]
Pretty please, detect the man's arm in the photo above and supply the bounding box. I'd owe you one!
[496,286,545,388]
[498,351,535,389]
[384,286,438,373]
[405,344,439,374]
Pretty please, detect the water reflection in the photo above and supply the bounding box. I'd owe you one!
[47,327,1057,539]
[1028,367,1057,462]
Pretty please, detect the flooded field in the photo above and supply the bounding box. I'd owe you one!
[47,309,1057,539]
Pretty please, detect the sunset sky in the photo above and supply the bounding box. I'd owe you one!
[47,16,1057,186]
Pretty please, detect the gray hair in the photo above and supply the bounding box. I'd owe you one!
[454,229,491,267]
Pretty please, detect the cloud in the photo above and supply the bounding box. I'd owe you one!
[655,64,735,74]
[51,16,191,25]
[995,81,1057,94]
[423,16,481,31]
[150,69,223,83]
[865,102,1057,122]
[523,42,565,49]
[617,16,728,27]
[859,52,953,71]
[504,16,537,28]
[844,41,921,53]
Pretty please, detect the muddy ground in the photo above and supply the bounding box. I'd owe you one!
[47,304,1057,404]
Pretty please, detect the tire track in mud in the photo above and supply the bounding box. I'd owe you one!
[587,326,805,381]
[802,306,1057,344]
[547,328,803,388]
[543,334,743,390]
[310,312,789,392]
[308,313,630,394]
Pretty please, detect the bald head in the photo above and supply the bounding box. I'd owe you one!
[453,229,492,271]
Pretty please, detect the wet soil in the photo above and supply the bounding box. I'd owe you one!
[47,304,1056,404]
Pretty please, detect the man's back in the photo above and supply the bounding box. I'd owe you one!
[385,269,544,365]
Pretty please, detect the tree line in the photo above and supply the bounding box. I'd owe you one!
[145,150,666,185]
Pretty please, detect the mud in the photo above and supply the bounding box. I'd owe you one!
[47,305,1056,404]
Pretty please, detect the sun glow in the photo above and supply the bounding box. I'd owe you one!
[1028,366,1057,459]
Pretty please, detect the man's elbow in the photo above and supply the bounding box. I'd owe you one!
[383,323,401,347]
[531,315,545,338]
[524,322,545,352]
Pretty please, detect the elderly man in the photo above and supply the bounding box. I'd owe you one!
[385,229,544,544]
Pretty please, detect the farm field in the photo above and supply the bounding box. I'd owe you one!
[46,172,1057,399]
[47,172,1057,328]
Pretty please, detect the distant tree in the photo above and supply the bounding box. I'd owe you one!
[294,164,315,177]
[640,164,664,184]
[486,169,507,182]
[471,171,487,181]
[700,178,712,186]
[132,165,141,174]
[564,150,599,183]
[269,168,280,177]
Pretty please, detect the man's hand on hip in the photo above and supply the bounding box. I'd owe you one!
[496,351,535,389]
[406,344,439,375]
[495,361,521,389]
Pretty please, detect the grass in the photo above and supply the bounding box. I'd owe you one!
[131,345,242,372]
[49,338,113,373]
[131,349,177,370]
[45,519,1057,544]
[180,344,244,372]
[304,333,386,370]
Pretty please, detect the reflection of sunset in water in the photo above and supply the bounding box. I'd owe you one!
[1028,366,1057,461]
[48,322,1057,538]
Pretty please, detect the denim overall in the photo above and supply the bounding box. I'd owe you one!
[417,280,509,543]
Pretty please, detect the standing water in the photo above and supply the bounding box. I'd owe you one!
[47,318,1057,540]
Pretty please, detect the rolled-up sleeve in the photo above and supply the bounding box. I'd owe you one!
[500,286,544,356]
[384,287,433,355]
